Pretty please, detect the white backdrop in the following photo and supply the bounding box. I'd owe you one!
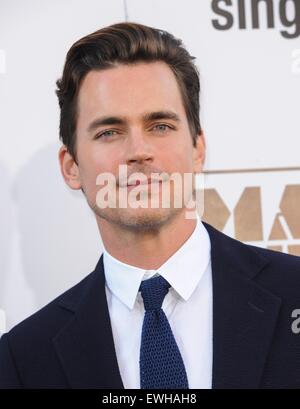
[0,0,299,333]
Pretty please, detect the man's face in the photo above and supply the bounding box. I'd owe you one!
[60,61,205,231]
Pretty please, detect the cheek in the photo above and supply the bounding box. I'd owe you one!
[78,143,119,181]
[169,143,194,173]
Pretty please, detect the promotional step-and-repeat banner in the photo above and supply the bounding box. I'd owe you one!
[0,0,299,333]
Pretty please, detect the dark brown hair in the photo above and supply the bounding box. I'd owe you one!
[55,22,201,163]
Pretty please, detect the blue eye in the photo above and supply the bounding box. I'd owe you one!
[152,124,172,132]
[95,130,118,139]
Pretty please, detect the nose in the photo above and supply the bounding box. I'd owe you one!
[125,131,154,166]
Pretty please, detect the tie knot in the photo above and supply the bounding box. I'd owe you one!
[139,275,171,311]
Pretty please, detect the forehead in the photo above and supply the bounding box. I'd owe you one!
[77,61,185,121]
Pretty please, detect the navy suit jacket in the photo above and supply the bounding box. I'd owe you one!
[1,222,300,389]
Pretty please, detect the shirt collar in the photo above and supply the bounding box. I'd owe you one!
[103,214,211,310]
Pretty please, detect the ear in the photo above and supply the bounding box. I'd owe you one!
[58,145,82,190]
[193,130,206,174]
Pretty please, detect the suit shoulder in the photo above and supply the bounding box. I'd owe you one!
[246,243,300,297]
[248,243,300,273]
[6,268,96,343]
[203,221,300,293]
[204,220,300,276]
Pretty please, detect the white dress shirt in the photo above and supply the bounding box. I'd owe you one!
[103,214,213,389]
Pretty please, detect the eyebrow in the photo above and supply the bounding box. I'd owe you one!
[87,110,181,133]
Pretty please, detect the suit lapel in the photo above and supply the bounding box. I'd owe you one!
[52,255,124,389]
[203,222,282,388]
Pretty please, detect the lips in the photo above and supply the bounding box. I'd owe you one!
[119,176,165,187]
[125,180,162,192]
[127,178,161,186]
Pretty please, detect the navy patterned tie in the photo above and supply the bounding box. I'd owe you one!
[139,274,189,389]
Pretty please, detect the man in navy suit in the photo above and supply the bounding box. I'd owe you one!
[1,22,300,389]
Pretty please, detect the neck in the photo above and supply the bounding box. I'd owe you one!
[97,209,198,270]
